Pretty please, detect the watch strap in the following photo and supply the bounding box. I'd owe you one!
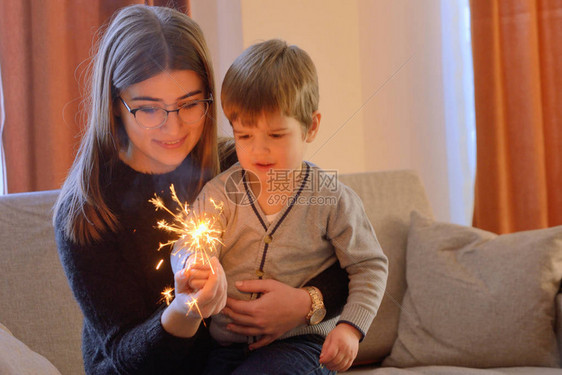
[303,286,325,325]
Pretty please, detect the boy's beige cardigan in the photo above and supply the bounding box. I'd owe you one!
[176,162,388,345]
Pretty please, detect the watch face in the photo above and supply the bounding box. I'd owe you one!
[310,308,327,325]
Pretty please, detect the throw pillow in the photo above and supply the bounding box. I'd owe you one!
[383,211,562,368]
[0,322,61,375]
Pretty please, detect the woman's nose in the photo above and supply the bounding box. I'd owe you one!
[160,110,182,134]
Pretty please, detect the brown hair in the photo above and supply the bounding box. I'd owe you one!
[221,39,319,131]
[54,5,219,245]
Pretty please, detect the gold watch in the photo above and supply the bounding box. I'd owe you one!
[303,286,326,325]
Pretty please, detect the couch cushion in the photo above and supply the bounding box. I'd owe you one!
[345,366,562,374]
[0,322,61,375]
[0,190,84,375]
[557,294,562,361]
[339,171,432,364]
[383,212,562,368]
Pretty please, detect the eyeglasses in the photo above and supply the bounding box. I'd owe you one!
[118,94,213,129]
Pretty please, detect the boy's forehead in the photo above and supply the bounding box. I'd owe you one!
[231,110,283,128]
[232,112,307,135]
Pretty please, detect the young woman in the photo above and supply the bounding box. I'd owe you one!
[54,5,348,374]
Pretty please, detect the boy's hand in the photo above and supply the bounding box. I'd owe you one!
[174,257,227,319]
[183,258,212,291]
[319,322,362,372]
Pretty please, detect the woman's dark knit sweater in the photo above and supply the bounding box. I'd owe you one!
[55,157,212,374]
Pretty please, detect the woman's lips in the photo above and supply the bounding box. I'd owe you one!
[154,135,187,149]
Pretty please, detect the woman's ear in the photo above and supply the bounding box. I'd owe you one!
[305,111,321,143]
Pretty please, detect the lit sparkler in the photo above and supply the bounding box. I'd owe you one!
[149,184,224,319]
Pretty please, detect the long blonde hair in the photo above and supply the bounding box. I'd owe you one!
[54,5,219,245]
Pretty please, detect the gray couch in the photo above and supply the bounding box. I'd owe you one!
[1,170,561,374]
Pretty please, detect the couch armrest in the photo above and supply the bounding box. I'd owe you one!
[554,293,562,363]
[0,190,84,374]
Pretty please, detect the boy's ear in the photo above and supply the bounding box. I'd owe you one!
[305,111,321,143]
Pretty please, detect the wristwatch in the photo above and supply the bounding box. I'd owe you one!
[303,286,326,325]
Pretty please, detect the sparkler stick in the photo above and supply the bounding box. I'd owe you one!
[149,185,224,320]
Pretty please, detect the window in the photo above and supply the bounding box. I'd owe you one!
[441,0,476,225]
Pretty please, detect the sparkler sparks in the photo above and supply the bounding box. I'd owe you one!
[155,259,164,270]
[160,287,174,306]
[186,296,205,321]
[150,185,224,319]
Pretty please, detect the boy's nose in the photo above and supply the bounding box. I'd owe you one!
[251,135,269,153]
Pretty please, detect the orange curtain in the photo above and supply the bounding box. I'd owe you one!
[0,0,189,194]
[470,0,562,233]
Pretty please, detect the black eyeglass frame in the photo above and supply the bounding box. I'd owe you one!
[118,94,214,129]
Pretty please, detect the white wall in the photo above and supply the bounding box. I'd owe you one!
[190,0,243,138]
[239,1,367,174]
[357,0,449,220]
[192,0,450,222]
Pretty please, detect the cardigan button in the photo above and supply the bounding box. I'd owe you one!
[264,235,272,244]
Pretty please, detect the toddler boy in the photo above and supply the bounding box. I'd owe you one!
[173,39,388,374]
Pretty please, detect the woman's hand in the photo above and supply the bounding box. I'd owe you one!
[161,257,227,338]
[222,279,311,350]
